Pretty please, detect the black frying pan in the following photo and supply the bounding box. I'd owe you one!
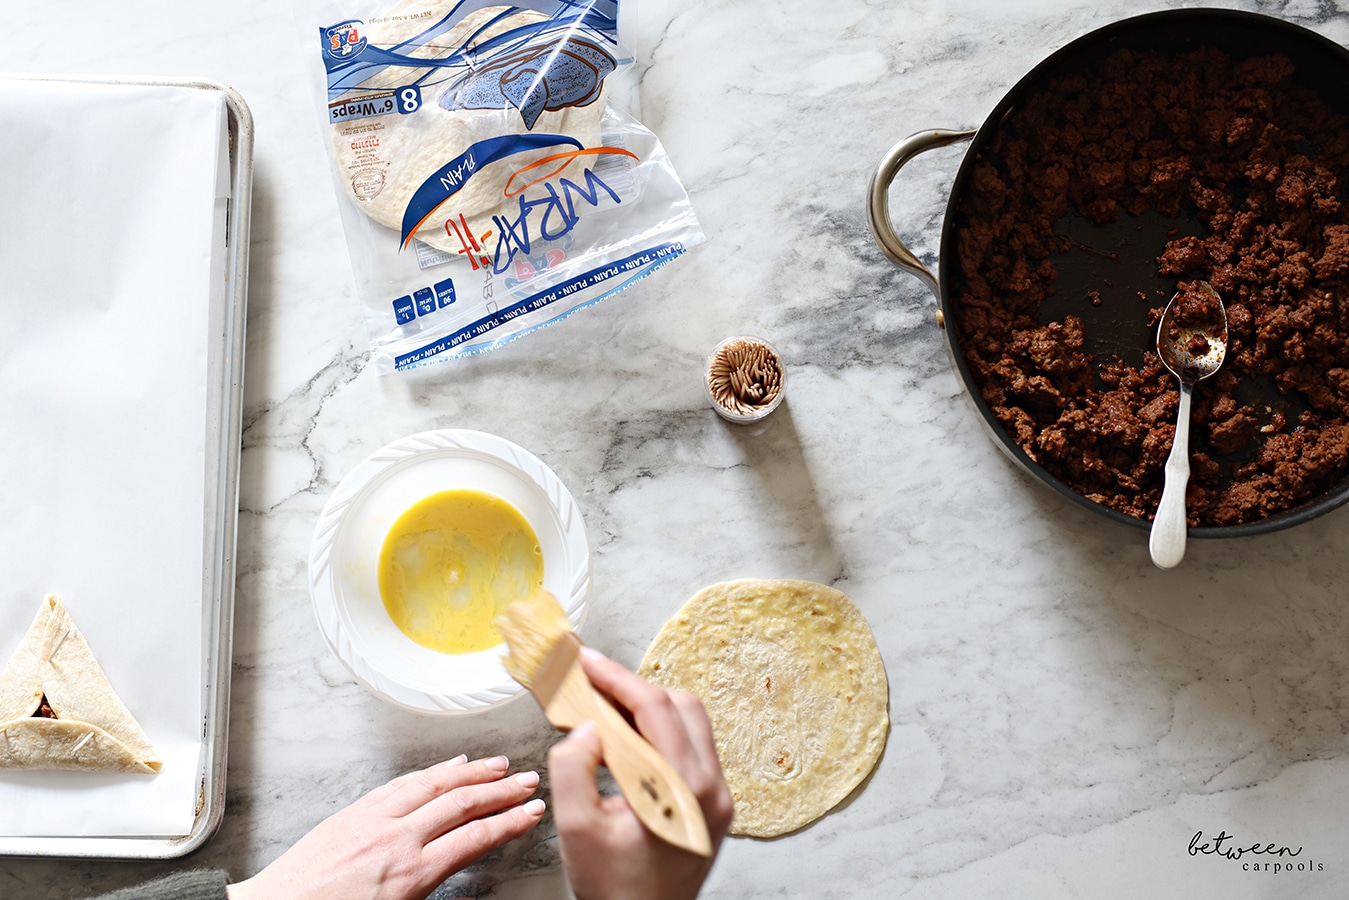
[868,8,1349,538]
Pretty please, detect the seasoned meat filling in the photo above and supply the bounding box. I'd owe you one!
[952,47,1349,526]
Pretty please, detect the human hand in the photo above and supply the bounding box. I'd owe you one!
[549,648,734,900]
[226,755,544,900]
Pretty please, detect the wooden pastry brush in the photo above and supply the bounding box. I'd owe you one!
[496,591,712,857]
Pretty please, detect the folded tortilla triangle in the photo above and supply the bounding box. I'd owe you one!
[0,595,161,774]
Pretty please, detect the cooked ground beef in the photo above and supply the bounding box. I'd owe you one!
[952,46,1349,527]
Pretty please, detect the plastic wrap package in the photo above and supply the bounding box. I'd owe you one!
[308,0,702,373]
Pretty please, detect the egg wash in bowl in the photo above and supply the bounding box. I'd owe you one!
[308,429,591,715]
[378,489,543,654]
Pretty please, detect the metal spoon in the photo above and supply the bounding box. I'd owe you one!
[1149,281,1228,569]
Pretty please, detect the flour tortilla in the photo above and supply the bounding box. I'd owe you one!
[638,579,889,837]
[329,1,608,254]
[0,595,161,774]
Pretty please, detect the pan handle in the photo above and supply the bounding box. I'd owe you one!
[866,128,976,303]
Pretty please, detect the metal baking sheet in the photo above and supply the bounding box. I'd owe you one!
[0,75,252,859]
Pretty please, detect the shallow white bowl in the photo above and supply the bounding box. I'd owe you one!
[308,429,591,715]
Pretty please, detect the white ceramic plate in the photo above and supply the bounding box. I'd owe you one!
[308,429,591,715]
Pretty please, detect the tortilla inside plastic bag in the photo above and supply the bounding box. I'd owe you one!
[312,0,702,372]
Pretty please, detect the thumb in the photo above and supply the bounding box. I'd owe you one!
[549,720,604,828]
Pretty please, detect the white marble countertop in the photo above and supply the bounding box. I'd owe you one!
[6,0,1349,897]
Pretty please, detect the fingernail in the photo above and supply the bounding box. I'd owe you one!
[515,770,540,789]
[571,720,598,740]
[486,755,510,772]
[579,646,604,661]
[522,798,546,816]
[442,754,468,768]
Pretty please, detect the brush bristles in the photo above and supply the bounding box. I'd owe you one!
[496,590,575,688]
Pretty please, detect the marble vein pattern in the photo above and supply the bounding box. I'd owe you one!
[5,0,1349,898]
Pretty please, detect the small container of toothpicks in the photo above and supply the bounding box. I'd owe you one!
[704,335,786,424]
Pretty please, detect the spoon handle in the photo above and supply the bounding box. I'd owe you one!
[1150,382,1193,569]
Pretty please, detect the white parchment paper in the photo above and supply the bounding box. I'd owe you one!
[0,78,228,836]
